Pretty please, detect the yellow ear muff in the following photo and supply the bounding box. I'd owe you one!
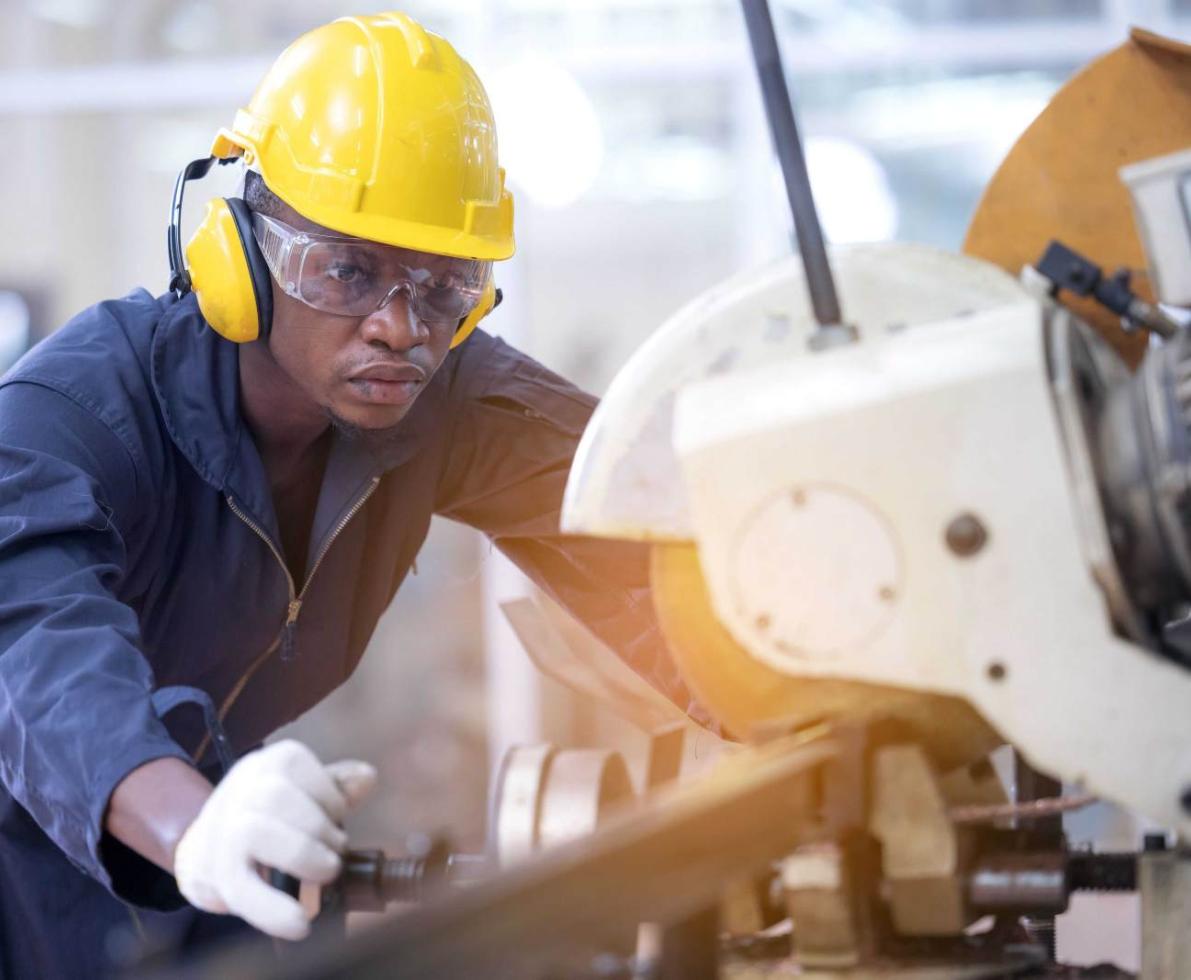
[184,198,272,344]
[450,279,498,349]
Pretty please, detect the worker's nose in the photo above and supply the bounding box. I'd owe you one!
[358,288,428,352]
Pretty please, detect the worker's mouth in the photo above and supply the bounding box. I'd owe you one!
[347,363,426,406]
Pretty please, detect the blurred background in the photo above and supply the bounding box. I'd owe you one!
[0,0,1187,883]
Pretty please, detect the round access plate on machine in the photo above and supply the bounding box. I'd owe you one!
[729,486,901,664]
[649,543,999,769]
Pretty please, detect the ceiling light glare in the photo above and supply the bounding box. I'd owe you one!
[487,58,605,210]
[798,136,899,244]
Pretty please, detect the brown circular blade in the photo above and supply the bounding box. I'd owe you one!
[963,28,1191,365]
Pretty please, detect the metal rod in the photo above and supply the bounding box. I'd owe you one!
[168,731,838,980]
[739,0,842,329]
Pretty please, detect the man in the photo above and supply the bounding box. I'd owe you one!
[0,12,700,977]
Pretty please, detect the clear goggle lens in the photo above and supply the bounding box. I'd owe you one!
[253,213,491,322]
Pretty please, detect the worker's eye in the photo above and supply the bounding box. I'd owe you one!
[307,244,378,288]
[327,262,367,285]
[421,283,482,321]
[426,273,459,292]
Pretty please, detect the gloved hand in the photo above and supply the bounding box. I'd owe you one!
[172,739,377,940]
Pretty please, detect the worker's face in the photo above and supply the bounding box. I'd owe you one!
[262,203,460,431]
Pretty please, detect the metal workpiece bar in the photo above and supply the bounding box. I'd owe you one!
[968,851,1139,914]
[177,732,839,980]
[739,0,843,329]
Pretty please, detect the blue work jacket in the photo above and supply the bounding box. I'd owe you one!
[0,290,695,978]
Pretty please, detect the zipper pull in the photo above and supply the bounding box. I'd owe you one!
[281,599,302,661]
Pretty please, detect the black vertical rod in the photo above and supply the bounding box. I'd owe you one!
[739,0,842,328]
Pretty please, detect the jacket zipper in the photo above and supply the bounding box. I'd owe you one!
[225,494,298,655]
[195,477,382,759]
[225,476,380,661]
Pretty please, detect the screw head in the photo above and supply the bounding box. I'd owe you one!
[946,513,988,557]
[986,661,1007,682]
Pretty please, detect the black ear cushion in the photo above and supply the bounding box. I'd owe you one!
[225,197,274,339]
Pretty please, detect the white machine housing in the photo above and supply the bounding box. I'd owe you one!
[563,242,1191,838]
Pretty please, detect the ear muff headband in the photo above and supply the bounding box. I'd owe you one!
[167,156,219,296]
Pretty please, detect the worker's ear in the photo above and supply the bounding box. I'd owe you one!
[185,197,274,344]
[451,282,503,349]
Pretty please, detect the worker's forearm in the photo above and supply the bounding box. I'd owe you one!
[105,757,213,873]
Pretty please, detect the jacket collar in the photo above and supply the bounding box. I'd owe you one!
[150,295,438,559]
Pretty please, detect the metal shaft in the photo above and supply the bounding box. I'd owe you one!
[739,0,842,329]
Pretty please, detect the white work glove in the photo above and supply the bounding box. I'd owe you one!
[173,739,377,940]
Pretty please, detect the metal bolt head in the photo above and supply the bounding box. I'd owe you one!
[946,513,988,557]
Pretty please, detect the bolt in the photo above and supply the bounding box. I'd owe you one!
[946,513,988,557]
[987,662,1007,682]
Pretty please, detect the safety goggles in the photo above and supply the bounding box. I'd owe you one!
[251,212,492,323]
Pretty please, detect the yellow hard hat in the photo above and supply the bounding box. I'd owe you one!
[210,11,515,262]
